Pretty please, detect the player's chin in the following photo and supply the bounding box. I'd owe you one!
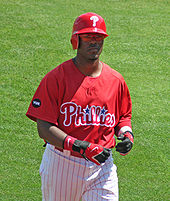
[87,52,101,60]
[88,55,99,61]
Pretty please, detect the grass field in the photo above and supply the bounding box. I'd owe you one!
[0,0,169,200]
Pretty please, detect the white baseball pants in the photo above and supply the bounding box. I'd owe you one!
[40,144,119,201]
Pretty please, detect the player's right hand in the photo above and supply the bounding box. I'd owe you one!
[63,136,111,165]
[72,140,111,165]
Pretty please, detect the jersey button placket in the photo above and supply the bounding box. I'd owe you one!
[86,87,96,96]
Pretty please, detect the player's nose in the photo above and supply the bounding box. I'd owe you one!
[89,38,98,43]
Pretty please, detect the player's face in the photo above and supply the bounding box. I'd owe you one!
[77,33,104,61]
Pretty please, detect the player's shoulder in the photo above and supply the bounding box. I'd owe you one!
[44,59,73,79]
[49,59,72,74]
[102,62,125,82]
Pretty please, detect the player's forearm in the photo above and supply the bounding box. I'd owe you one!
[37,119,110,165]
[37,119,67,149]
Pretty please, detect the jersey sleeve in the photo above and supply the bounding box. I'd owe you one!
[115,79,132,136]
[26,71,59,125]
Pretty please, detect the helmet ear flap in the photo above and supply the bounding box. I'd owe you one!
[71,34,79,50]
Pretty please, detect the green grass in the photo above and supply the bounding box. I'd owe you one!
[0,0,169,200]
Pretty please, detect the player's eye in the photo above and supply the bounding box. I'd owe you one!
[80,35,92,41]
[80,34,104,41]
[95,35,105,41]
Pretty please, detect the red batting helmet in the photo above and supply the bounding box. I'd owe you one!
[71,12,109,50]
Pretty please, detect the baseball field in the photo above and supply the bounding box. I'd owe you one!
[0,0,169,200]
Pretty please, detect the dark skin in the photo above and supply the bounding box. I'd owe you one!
[37,119,67,149]
[73,34,104,77]
[37,34,104,149]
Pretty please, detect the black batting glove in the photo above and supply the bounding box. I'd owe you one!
[63,136,111,165]
[116,131,134,156]
[73,140,111,165]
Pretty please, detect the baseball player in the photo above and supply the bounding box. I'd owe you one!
[26,12,134,201]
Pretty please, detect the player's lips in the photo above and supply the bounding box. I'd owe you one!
[88,47,100,51]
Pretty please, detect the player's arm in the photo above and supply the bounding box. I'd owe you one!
[37,119,111,165]
[115,79,134,156]
[37,119,67,149]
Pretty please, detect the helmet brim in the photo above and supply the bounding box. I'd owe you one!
[73,27,109,37]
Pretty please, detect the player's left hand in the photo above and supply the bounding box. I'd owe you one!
[115,131,134,156]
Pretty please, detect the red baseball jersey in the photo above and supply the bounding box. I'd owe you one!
[26,59,132,149]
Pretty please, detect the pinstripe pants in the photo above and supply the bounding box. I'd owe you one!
[40,144,119,201]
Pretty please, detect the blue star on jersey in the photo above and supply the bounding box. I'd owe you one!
[84,106,90,114]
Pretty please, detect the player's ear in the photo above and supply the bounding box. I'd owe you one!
[71,34,79,50]
[78,36,81,49]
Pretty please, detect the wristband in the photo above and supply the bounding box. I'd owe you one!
[63,135,77,151]
[124,131,134,143]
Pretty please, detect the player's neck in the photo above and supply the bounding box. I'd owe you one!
[73,57,102,77]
